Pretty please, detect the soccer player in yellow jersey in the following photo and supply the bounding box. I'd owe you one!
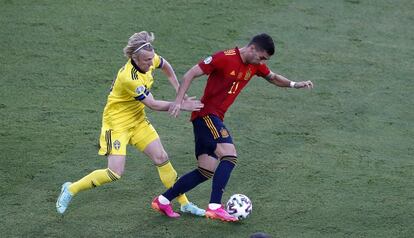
[56,31,205,216]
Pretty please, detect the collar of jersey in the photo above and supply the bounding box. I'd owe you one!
[131,59,146,74]
[234,47,245,65]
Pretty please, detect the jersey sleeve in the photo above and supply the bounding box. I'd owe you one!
[255,63,270,77]
[124,80,150,101]
[153,53,164,69]
[198,51,224,75]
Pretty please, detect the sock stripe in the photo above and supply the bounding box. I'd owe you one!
[156,160,170,167]
[199,167,214,176]
[198,167,214,179]
[106,169,119,181]
[222,157,237,163]
[198,169,210,179]
[220,156,238,165]
[223,159,237,165]
[220,155,237,160]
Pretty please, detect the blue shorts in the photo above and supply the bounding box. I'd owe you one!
[192,115,233,159]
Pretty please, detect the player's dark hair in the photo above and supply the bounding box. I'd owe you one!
[248,33,275,56]
[250,232,272,238]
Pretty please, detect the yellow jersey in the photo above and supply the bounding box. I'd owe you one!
[102,53,163,131]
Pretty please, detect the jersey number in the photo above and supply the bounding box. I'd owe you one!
[228,81,240,94]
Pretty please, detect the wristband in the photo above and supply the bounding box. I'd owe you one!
[289,81,296,88]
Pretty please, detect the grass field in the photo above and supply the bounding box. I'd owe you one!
[1,0,413,237]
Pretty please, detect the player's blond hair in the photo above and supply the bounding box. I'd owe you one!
[123,31,155,58]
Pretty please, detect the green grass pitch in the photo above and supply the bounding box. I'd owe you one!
[1,0,413,237]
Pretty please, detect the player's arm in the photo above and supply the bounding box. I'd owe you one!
[168,65,205,117]
[141,92,203,112]
[160,58,180,93]
[140,92,171,111]
[265,71,313,89]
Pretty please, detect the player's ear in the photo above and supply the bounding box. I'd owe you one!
[249,44,257,52]
[131,54,140,64]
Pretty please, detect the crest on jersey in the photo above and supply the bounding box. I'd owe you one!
[204,56,212,64]
[113,140,121,150]
[244,69,251,80]
[135,85,146,95]
[220,128,229,138]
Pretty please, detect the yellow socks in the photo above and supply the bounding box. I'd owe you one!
[67,162,188,206]
[156,160,189,206]
[68,168,120,195]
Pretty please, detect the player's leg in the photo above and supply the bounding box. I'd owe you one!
[142,138,187,204]
[196,115,238,221]
[57,160,122,214]
[159,116,218,201]
[210,142,237,205]
[131,119,203,217]
[142,138,205,216]
[160,154,216,201]
[152,117,217,217]
[69,155,123,195]
[205,143,238,222]
[69,128,126,195]
[152,154,215,217]
[201,115,237,206]
[56,128,125,214]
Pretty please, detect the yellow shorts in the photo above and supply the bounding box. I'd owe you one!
[98,118,159,156]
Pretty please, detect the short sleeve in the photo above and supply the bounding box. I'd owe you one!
[198,51,224,75]
[255,63,270,78]
[153,53,164,69]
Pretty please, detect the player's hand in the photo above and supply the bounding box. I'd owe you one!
[181,96,204,112]
[168,101,181,117]
[295,80,313,89]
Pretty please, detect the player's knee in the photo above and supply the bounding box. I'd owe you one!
[153,150,169,165]
[107,155,125,176]
[215,143,237,157]
[197,166,214,180]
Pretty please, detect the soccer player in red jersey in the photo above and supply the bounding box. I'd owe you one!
[152,33,313,221]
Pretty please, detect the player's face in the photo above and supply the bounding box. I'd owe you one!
[136,50,154,72]
[249,46,270,65]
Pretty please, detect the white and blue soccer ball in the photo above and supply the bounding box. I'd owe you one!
[226,194,252,220]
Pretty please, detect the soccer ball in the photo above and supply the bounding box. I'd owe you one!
[225,194,252,220]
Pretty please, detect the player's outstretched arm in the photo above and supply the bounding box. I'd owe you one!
[141,93,171,111]
[169,65,205,117]
[180,96,204,112]
[265,71,313,89]
[141,92,203,112]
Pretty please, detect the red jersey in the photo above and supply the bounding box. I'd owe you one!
[191,47,270,121]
